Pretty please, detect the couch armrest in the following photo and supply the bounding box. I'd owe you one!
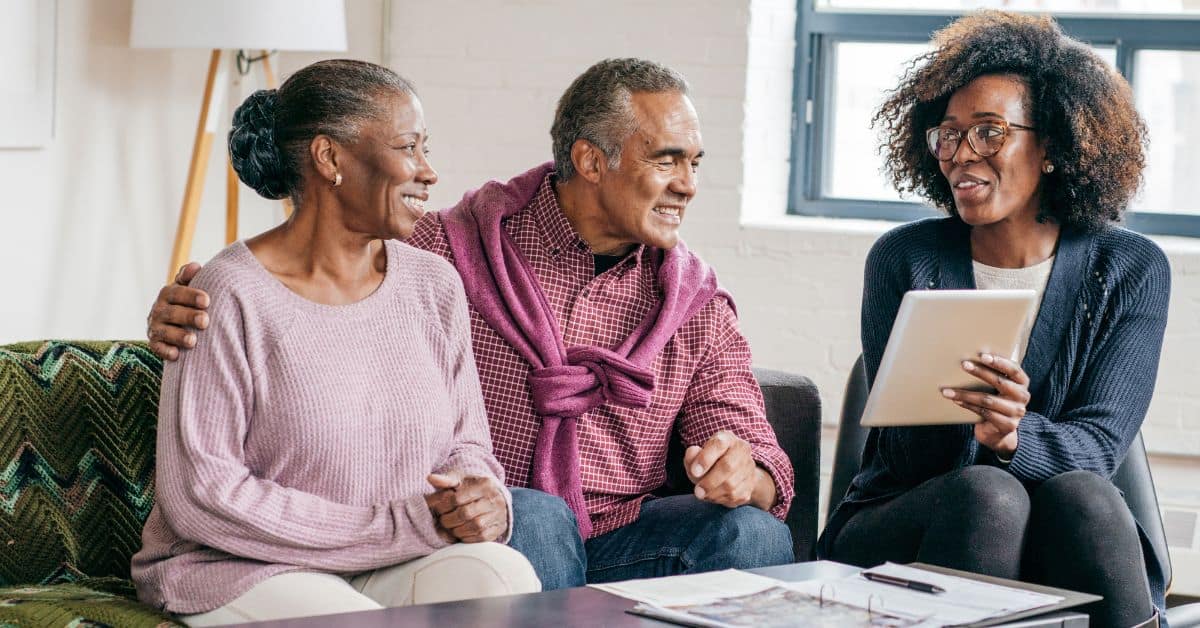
[662,367,821,562]
[753,367,821,561]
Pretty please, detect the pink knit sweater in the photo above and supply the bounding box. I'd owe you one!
[131,240,507,614]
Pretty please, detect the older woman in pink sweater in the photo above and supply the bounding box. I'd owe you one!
[131,60,539,625]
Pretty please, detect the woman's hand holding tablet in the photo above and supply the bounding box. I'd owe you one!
[942,352,1032,458]
[860,289,1038,429]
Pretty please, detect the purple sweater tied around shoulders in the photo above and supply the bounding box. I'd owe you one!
[441,162,730,538]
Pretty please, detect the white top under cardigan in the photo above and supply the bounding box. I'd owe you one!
[973,255,1054,359]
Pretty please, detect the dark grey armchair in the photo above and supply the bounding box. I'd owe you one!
[664,367,821,562]
[828,355,1200,627]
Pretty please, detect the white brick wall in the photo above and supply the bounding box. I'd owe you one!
[388,0,753,215]
[387,0,1200,462]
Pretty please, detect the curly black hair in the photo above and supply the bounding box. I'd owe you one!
[875,10,1147,231]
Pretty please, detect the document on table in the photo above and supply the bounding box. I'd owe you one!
[595,569,923,627]
[594,564,1068,628]
[597,564,1070,628]
[789,562,1064,626]
[589,569,782,607]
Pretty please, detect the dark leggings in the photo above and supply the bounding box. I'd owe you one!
[830,466,1153,628]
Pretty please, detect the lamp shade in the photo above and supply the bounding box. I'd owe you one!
[130,0,347,51]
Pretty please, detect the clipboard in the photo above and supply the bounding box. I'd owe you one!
[616,562,1098,628]
[906,562,1101,627]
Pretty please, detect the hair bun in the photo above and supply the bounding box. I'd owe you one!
[228,89,289,200]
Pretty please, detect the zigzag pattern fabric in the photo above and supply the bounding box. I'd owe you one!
[0,340,177,626]
[0,577,175,627]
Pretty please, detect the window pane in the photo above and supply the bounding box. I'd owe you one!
[816,0,1200,15]
[1132,50,1200,215]
[1094,46,1117,69]
[825,42,928,201]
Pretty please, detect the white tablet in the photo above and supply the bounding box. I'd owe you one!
[860,289,1038,427]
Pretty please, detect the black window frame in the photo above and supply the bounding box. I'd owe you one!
[788,4,1200,237]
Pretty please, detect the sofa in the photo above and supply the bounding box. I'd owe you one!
[0,340,821,626]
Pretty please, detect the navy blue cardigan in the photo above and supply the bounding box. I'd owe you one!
[818,217,1171,612]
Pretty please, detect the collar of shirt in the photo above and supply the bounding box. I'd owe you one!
[528,173,643,277]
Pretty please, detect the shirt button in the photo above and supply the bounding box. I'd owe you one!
[927,281,935,288]
[551,247,560,256]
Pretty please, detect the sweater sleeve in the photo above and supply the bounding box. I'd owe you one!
[677,299,795,520]
[431,272,514,541]
[1007,252,1171,482]
[155,275,447,572]
[861,229,977,487]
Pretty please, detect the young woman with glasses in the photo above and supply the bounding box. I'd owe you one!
[818,11,1168,627]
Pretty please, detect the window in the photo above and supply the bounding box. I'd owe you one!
[790,1,1200,236]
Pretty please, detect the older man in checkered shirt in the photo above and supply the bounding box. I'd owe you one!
[148,58,795,590]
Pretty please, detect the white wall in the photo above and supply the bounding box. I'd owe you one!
[0,0,384,344]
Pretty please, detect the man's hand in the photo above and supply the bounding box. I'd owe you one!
[424,473,509,543]
[148,262,210,361]
[683,431,777,511]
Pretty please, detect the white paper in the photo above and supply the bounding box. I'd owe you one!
[788,562,1063,626]
[589,569,782,607]
[631,586,926,628]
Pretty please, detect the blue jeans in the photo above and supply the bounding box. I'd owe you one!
[506,488,588,590]
[508,488,794,589]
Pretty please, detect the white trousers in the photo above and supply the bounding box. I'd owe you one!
[180,542,541,626]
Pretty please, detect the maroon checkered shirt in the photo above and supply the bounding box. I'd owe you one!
[409,173,794,537]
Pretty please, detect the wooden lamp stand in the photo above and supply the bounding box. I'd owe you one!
[166,49,292,282]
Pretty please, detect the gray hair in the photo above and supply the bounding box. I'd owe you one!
[229,59,416,200]
[550,58,690,182]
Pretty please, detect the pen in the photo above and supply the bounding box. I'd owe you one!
[862,571,946,594]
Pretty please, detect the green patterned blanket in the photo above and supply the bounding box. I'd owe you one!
[0,340,178,626]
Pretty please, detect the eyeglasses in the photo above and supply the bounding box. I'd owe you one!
[926,120,1036,161]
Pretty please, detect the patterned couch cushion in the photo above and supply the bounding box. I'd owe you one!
[0,577,175,627]
[0,340,178,625]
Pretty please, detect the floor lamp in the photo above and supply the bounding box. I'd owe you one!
[129,0,347,281]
